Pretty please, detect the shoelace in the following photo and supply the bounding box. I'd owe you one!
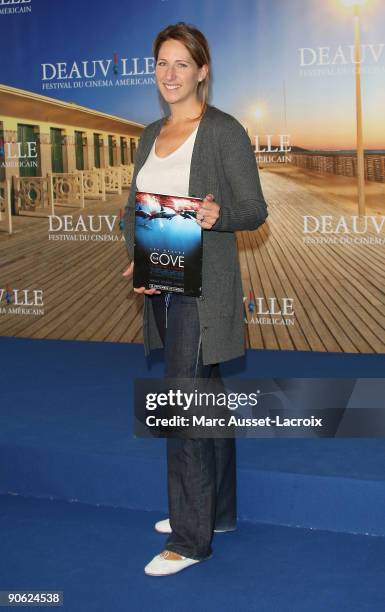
[160,550,170,559]
[159,550,185,560]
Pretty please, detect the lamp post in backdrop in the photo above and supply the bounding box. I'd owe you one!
[341,0,367,216]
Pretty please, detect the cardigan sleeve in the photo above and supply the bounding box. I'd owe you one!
[212,116,268,232]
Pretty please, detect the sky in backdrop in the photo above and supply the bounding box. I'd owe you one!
[1,0,384,149]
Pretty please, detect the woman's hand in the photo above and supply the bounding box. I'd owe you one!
[196,194,220,230]
[122,262,161,295]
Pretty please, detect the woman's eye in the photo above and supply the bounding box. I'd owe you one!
[157,61,166,66]
[178,63,188,68]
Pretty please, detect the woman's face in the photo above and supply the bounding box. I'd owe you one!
[155,39,207,107]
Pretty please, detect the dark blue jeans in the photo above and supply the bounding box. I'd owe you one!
[150,293,236,561]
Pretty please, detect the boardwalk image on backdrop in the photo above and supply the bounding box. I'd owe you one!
[0,0,384,353]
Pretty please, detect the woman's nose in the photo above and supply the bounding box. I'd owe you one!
[165,65,177,80]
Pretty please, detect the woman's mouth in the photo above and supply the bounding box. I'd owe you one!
[164,84,181,90]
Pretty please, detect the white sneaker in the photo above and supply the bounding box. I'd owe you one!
[144,550,200,576]
[154,518,172,534]
[154,517,235,534]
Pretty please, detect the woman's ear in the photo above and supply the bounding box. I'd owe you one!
[199,64,209,82]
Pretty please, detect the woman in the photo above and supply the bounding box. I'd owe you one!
[122,22,268,576]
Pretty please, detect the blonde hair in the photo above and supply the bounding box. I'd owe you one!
[153,22,211,119]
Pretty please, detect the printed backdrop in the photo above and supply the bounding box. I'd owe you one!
[1,0,384,353]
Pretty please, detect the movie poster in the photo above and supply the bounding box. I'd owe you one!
[133,192,202,295]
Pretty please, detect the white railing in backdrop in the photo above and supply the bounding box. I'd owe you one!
[13,175,54,217]
[11,164,133,218]
[291,153,385,183]
[102,166,122,195]
[49,172,85,208]
[75,169,106,201]
[120,163,133,188]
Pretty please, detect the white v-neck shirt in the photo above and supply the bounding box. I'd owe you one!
[136,125,199,197]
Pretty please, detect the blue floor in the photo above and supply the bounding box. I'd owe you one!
[1,336,385,610]
[1,494,384,612]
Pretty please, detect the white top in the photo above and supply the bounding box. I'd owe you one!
[136,125,199,197]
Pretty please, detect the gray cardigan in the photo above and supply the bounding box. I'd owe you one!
[123,104,268,364]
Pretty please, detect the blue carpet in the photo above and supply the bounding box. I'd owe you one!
[1,385,385,534]
[1,494,384,612]
[1,336,385,382]
[1,337,385,535]
[1,337,385,609]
